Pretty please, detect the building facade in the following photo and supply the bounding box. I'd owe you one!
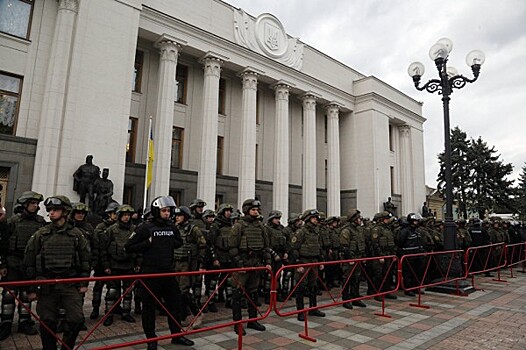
[0,0,426,220]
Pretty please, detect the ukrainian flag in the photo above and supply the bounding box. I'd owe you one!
[146,128,154,188]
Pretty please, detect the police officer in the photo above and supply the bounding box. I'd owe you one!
[125,196,193,349]
[325,216,341,289]
[468,218,491,275]
[264,210,289,303]
[24,196,91,350]
[365,211,397,300]
[281,213,302,298]
[0,191,45,339]
[173,206,206,328]
[90,202,120,319]
[399,213,425,296]
[340,209,366,309]
[229,199,269,335]
[100,204,139,326]
[456,219,472,250]
[291,209,326,321]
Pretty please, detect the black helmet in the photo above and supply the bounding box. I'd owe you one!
[44,196,72,212]
[267,210,282,222]
[105,202,120,213]
[116,204,135,216]
[203,209,215,218]
[301,209,319,222]
[407,213,422,226]
[231,211,240,220]
[216,203,234,216]
[151,196,176,218]
[17,191,44,205]
[71,202,89,213]
[173,205,191,219]
[242,199,261,214]
[189,198,206,209]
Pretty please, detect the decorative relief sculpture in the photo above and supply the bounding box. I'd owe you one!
[234,10,304,70]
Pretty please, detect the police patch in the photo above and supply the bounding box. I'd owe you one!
[434,235,439,241]
[291,236,297,243]
[372,233,378,239]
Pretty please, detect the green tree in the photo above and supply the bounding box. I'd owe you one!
[466,137,514,219]
[516,163,526,221]
[437,127,471,219]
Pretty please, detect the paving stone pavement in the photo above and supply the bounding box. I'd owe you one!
[2,272,526,349]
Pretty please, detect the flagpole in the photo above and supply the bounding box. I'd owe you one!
[143,117,153,213]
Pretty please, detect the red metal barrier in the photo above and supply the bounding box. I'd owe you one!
[505,242,526,278]
[465,243,506,289]
[399,250,464,308]
[272,255,399,342]
[0,266,273,350]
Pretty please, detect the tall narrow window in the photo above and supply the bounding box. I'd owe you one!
[255,144,259,180]
[171,127,184,169]
[256,90,260,125]
[0,72,23,135]
[126,117,138,163]
[0,0,34,39]
[123,185,134,207]
[0,167,9,209]
[389,124,394,151]
[217,136,224,175]
[215,194,224,210]
[169,189,182,206]
[325,159,328,188]
[175,65,188,104]
[132,50,144,92]
[390,166,395,195]
[218,78,226,115]
[324,115,328,143]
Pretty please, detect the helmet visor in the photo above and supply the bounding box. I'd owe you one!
[153,196,176,209]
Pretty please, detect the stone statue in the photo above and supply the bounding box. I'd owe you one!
[383,197,397,216]
[73,155,100,206]
[422,202,431,217]
[93,168,114,216]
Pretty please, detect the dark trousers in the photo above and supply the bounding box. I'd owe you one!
[140,275,183,339]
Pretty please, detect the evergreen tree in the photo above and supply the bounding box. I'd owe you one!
[516,163,526,221]
[437,127,471,218]
[466,137,514,218]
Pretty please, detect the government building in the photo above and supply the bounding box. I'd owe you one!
[0,0,426,220]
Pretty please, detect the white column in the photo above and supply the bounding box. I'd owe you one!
[237,69,259,208]
[399,125,413,216]
[197,54,224,209]
[151,37,182,199]
[272,82,291,223]
[302,94,317,210]
[326,104,341,216]
[32,0,79,198]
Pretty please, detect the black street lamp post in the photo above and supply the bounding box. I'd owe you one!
[408,38,485,251]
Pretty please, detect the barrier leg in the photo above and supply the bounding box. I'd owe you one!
[298,311,316,342]
[510,266,515,279]
[373,296,391,318]
[492,269,507,283]
[236,323,244,350]
[409,290,430,309]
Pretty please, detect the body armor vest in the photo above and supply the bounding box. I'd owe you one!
[267,224,287,253]
[238,220,265,251]
[107,224,134,262]
[298,225,321,258]
[318,227,332,249]
[8,214,45,257]
[215,224,232,252]
[36,225,80,277]
[174,224,198,259]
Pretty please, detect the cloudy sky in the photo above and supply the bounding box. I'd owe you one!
[226,0,526,187]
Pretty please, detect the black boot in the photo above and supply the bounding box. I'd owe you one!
[61,322,82,350]
[134,301,142,315]
[208,302,218,313]
[171,335,194,346]
[247,321,265,331]
[296,292,305,321]
[103,315,114,326]
[40,322,58,350]
[0,322,12,341]
[18,320,38,335]
[89,308,99,319]
[308,295,325,317]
